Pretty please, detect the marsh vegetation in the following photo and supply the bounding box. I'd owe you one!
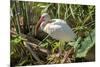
[10,1,95,66]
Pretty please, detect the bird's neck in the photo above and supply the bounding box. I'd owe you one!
[40,21,48,31]
[40,20,52,32]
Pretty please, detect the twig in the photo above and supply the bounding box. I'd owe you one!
[61,47,74,63]
[38,35,49,46]
[23,42,43,64]
[26,41,49,54]
[11,30,40,44]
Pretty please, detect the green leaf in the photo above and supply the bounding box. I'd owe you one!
[75,29,95,58]
[41,4,51,14]
[11,35,23,45]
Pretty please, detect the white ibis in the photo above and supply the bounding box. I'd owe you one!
[35,13,76,54]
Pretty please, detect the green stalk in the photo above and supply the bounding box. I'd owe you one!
[69,5,75,19]
[14,1,21,34]
[64,5,68,20]
[57,3,60,18]
[25,2,30,32]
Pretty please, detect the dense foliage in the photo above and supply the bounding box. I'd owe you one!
[10,1,95,66]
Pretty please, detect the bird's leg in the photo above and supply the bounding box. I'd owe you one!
[59,41,62,55]
[58,41,65,56]
[60,41,65,53]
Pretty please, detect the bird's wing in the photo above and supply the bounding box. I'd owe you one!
[43,19,76,42]
[51,19,67,25]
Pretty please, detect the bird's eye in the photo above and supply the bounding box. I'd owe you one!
[41,16,45,21]
[42,16,45,19]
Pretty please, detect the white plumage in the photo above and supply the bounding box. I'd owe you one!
[36,13,76,42]
[43,19,75,42]
[35,13,76,55]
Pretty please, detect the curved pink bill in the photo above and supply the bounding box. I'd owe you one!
[35,16,44,36]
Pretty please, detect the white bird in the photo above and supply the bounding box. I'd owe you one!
[35,13,76,54]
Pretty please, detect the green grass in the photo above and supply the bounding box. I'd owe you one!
[10,1,95,66]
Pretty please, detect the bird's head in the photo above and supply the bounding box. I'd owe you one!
[41,13,51,22]
[35,13,50,36]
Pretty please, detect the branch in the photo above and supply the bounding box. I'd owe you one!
[23,42,43,64]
